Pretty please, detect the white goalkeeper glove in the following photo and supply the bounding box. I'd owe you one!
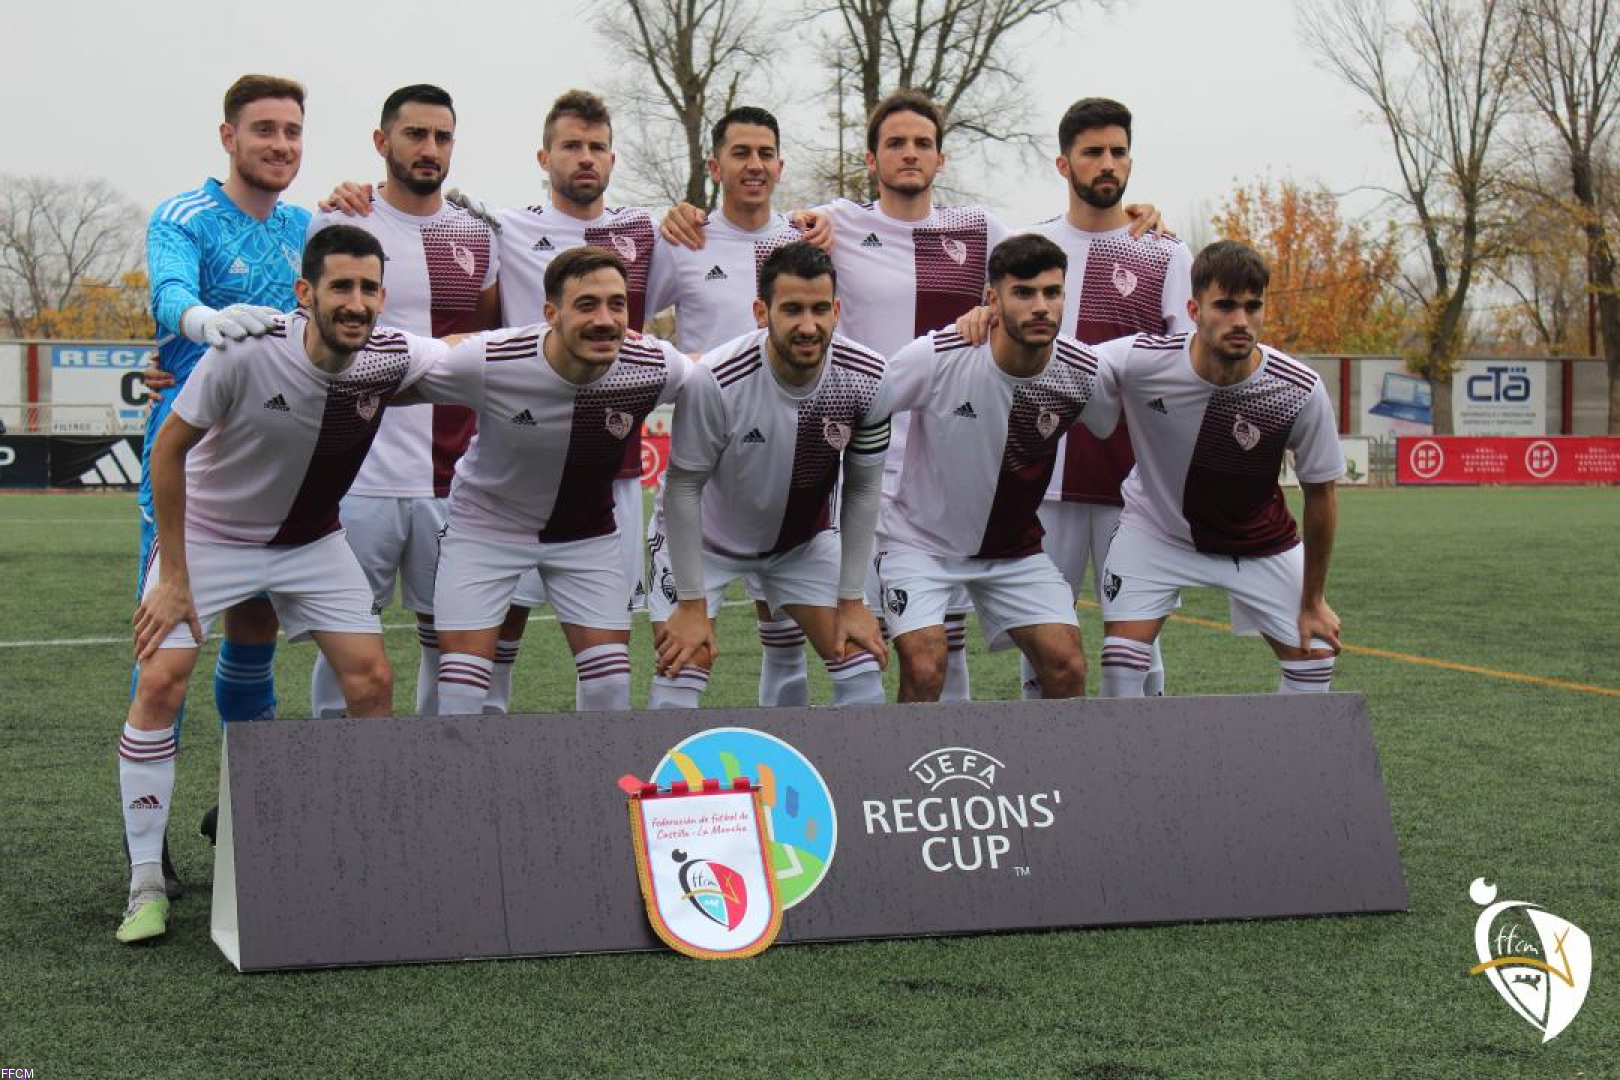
[446,188,502,232]
[182,304,286,348]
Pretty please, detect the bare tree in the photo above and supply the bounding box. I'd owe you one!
[596,0,777,207]
[809,0,1083,200]
[1301,0,1517,433]
[0,176,144,336]
[1515,0,1620,430]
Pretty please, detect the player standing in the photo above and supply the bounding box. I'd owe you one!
[1091,241,1343,695]
[408,247,690,715]
[876,234,1106,702]
[648,242,889,707]
[306,84,499,717]
[117,225,448,943]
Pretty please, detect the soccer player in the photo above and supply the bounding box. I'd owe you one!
[876,233,1107,702]
[1090,241,1344,696]
[139,73,309,893]
[648,242,889,708]
[405,246,690,715]
[305,84,500,718]
[117,225,449,943]
[642,106,814,707]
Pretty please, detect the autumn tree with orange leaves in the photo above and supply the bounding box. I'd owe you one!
[1212,179,1408,354]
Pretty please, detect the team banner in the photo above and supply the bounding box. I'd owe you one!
[630,779,782,959]
[47,343,150,435]
[1397,437,1620,485]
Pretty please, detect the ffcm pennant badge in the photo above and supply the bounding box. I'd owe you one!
[631,778,782,959]
[1469,878,1591,1042]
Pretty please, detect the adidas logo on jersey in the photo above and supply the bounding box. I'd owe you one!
[1147,397,1168,414]
[262,393,290,412]
[127,794,162,810]
[741,427,767,444]
[532,237,555,251]
[704,265,728,281]
[228,257,249,275]
[952,401,978,419]
[511,409,538,426]
[860,233,883,248]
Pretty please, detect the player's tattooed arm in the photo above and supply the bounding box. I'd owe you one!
[133,415,208,660]
[1124,203,1171,239]
[1298,479,1341,653]
[446,188,502,232]
[660,203,710,250]
[318,182,377,217]
[787,210,834,252]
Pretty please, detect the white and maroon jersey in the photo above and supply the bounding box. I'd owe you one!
[878,329,1106,560]
[1095,334,1345,557]
[815,199,1011,495]
[497,201,659,480]
[418,327,690,543]
[308,199,497,498]
[171,313,443,546]
[671,329,890,557]
[646,212,802,353]
[1025,217,1194,507]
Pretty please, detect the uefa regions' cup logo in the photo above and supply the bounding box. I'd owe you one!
[1469,878,1591,1042]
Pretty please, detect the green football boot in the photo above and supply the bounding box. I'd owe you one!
[116,894,170,944]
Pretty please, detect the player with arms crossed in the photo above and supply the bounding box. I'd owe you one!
[649,242,889,708]
[117,225,449,943]
[877,234,1108,702]
[306,84,500,717]
[406,247,690,715]
[1091,241,1343,696]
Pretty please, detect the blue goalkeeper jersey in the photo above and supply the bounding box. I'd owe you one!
[141,178,309,508]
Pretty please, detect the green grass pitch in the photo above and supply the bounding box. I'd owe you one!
[0,487,1615,1078]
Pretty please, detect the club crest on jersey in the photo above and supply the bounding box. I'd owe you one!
[1232,413,1261,451]
[611,234,639,263]
[885,587,908,616]
[823,418,851,450]
[605,408,635,440]
[1112,263,1138,298]
[659,566,677,604]
[941,237,968,265]
[1104,573,1122,602]
[355,394,380,422]
[452,242,476,278]
[1036,409,1061,440]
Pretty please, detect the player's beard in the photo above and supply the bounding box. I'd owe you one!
[234,149,298,195]
[554,170,607,210]
[1071,173,1126,210]
[386,150,445,197]
[312,301,377,357]
[768,327,829,374]
[1004,317,1058,349]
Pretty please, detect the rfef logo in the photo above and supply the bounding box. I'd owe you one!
[1469,878,1591,1042]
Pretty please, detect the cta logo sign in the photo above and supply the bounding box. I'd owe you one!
[864,746,1063,874]
[1466,364,1532,403]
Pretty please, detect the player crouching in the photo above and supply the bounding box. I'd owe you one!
[649,243,890,706]
[118,225,450,943]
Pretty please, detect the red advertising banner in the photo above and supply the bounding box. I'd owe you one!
[640,431,669,488]
[1397,437,1620,485]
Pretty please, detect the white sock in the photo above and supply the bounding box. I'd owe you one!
[1144,639,1167,696]
[943,615,971,701]
[484,638,521,715]
[826,651,886,705]
[309,652,346,719]
[414,625,440,715]
[575,643,631,711]
[757,618,809,706]
[437,653,493,716]
[648,666,709,709]
[1100,637,1153,697]
[120,723,176,870]
[1279,656,1335,693]
[1018,654,1043,701]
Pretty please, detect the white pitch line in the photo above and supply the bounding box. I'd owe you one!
[0,519,138,525]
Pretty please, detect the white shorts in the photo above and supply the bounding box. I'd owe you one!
[648,528,842,622]
[340,494,445,615]
[512,568,547,608]
[615,475,647,613]
[875,545,1076,652]
[142,531,379,649]
[1100,523,1312,646]
[866,557,973,621]
[1039,499,1123,604]
[434,526,632,632]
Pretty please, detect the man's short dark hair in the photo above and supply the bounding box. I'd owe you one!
[1192,241,1270,297]
[866,90,944,154]
[544,89,612,149]
[988,234,1068,285]
[544,245,627,303]
[758,242,837,304]
[381,84,456,130]
[303,224,386,284]
[1058,98,1132,153]
[712,106,780,154]
[223,74,305,126]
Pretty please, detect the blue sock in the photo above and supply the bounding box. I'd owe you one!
[214,641,278,725]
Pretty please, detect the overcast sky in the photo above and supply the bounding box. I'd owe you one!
[11,0,1398,238]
